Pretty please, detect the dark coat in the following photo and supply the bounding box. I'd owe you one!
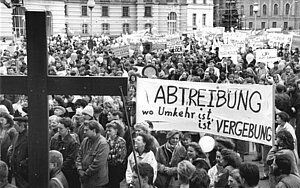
[155,143,186,187]
[10,129,28,187]
[76,134,109,187]
[50,133,80,188]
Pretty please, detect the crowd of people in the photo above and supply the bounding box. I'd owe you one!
[0,31,300,187]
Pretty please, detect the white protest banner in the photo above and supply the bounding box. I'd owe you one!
[111,45,130,57]
[219,44,237,58]
[256,49,278,63]
[136,78,274,146]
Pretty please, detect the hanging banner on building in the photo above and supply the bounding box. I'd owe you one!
[111,45,130,57]
[136,78,274,146]
[219,44,237,58]
[256,49,278,63]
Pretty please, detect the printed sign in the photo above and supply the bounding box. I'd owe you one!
[256,49,278,63]
[136,78,274,146]
[291,35,300,50]
[111,45,130,57]
[173,45,184,53]
[219,44,237,58]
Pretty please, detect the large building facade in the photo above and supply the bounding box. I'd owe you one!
[239,0,300,30]
[0,0,213,39]
[213,0,240,31]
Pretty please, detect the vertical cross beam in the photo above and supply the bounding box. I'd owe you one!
[26,11,49,187]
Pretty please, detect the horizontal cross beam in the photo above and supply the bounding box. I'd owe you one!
[0,76,127,96]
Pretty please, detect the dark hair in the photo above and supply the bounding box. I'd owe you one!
[136,133,152,153]
[112,110,123,119]
[106,120,124,137]
[221,149,241,168]
[133,163,154,185]
[145,120,153,129]
[239,163,259,187]
[74,99,88,108]
[190,168,210,188]
[188,142,206,159]
[58,117,73,129]
[84,120,100,133]
[275,155,292,175]
[276,130,295,150]
[277,111,290,122]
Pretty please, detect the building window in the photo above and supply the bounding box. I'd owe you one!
[145,6,152,17]
[193,0,196,3]
[286,3,290,15]
[82,23,88,34]
[250,5,253,16]
[261,22,266,29]
[284,22,288,29]
[192,13,196,26]
[123,23,129,34]
[102,23,110,34]
[145,23,152,30]
[203,0,206,4]
[144,0,153,2]
[12,7,26,38]
[102,6,109,17]
[274,4,279,15]
[64,5,68,16]
[122,7,129,17]
[262,4,267,16]
[272,22,277,28]
[167,12,177,34]
[249,22,253,29]
[82,5,87,16]
[240,5,244,15]
[202,14,206,26]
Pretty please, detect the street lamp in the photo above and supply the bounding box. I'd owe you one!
[87,0,95,36]
[253,2,259,32]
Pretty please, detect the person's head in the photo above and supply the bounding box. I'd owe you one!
[0,161,9,184]
[82,105,94,120]
[239,163,259,188]
[134,133,151,153]
[220,149,241,168]
[83,120,101,138]
[132,163,154,188]
[49,115,61,133]
[228,169,242,188]
[187,142,206,160]
[0,112,14,129]
[13,116,28,133]
[106,120,124,138]
[276,111,290,125]
[53,106,66,117]
[57,117,73,137]
[189,168,210,188]
[134,122,150,135]
[49,150,63,175]
[182,133,192,148]
[177,160,196,185]
[0,95,4,101]
[271,154,292,177]
[166,130,181,146]
[102,101,114,114]
[275,130,295,150]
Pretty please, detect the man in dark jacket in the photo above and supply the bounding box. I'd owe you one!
[10,116,28,188]
[76,120,109,188]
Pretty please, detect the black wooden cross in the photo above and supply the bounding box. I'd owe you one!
[0,11,127,187]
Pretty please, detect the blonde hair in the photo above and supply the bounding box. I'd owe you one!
[177,160,196,184]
